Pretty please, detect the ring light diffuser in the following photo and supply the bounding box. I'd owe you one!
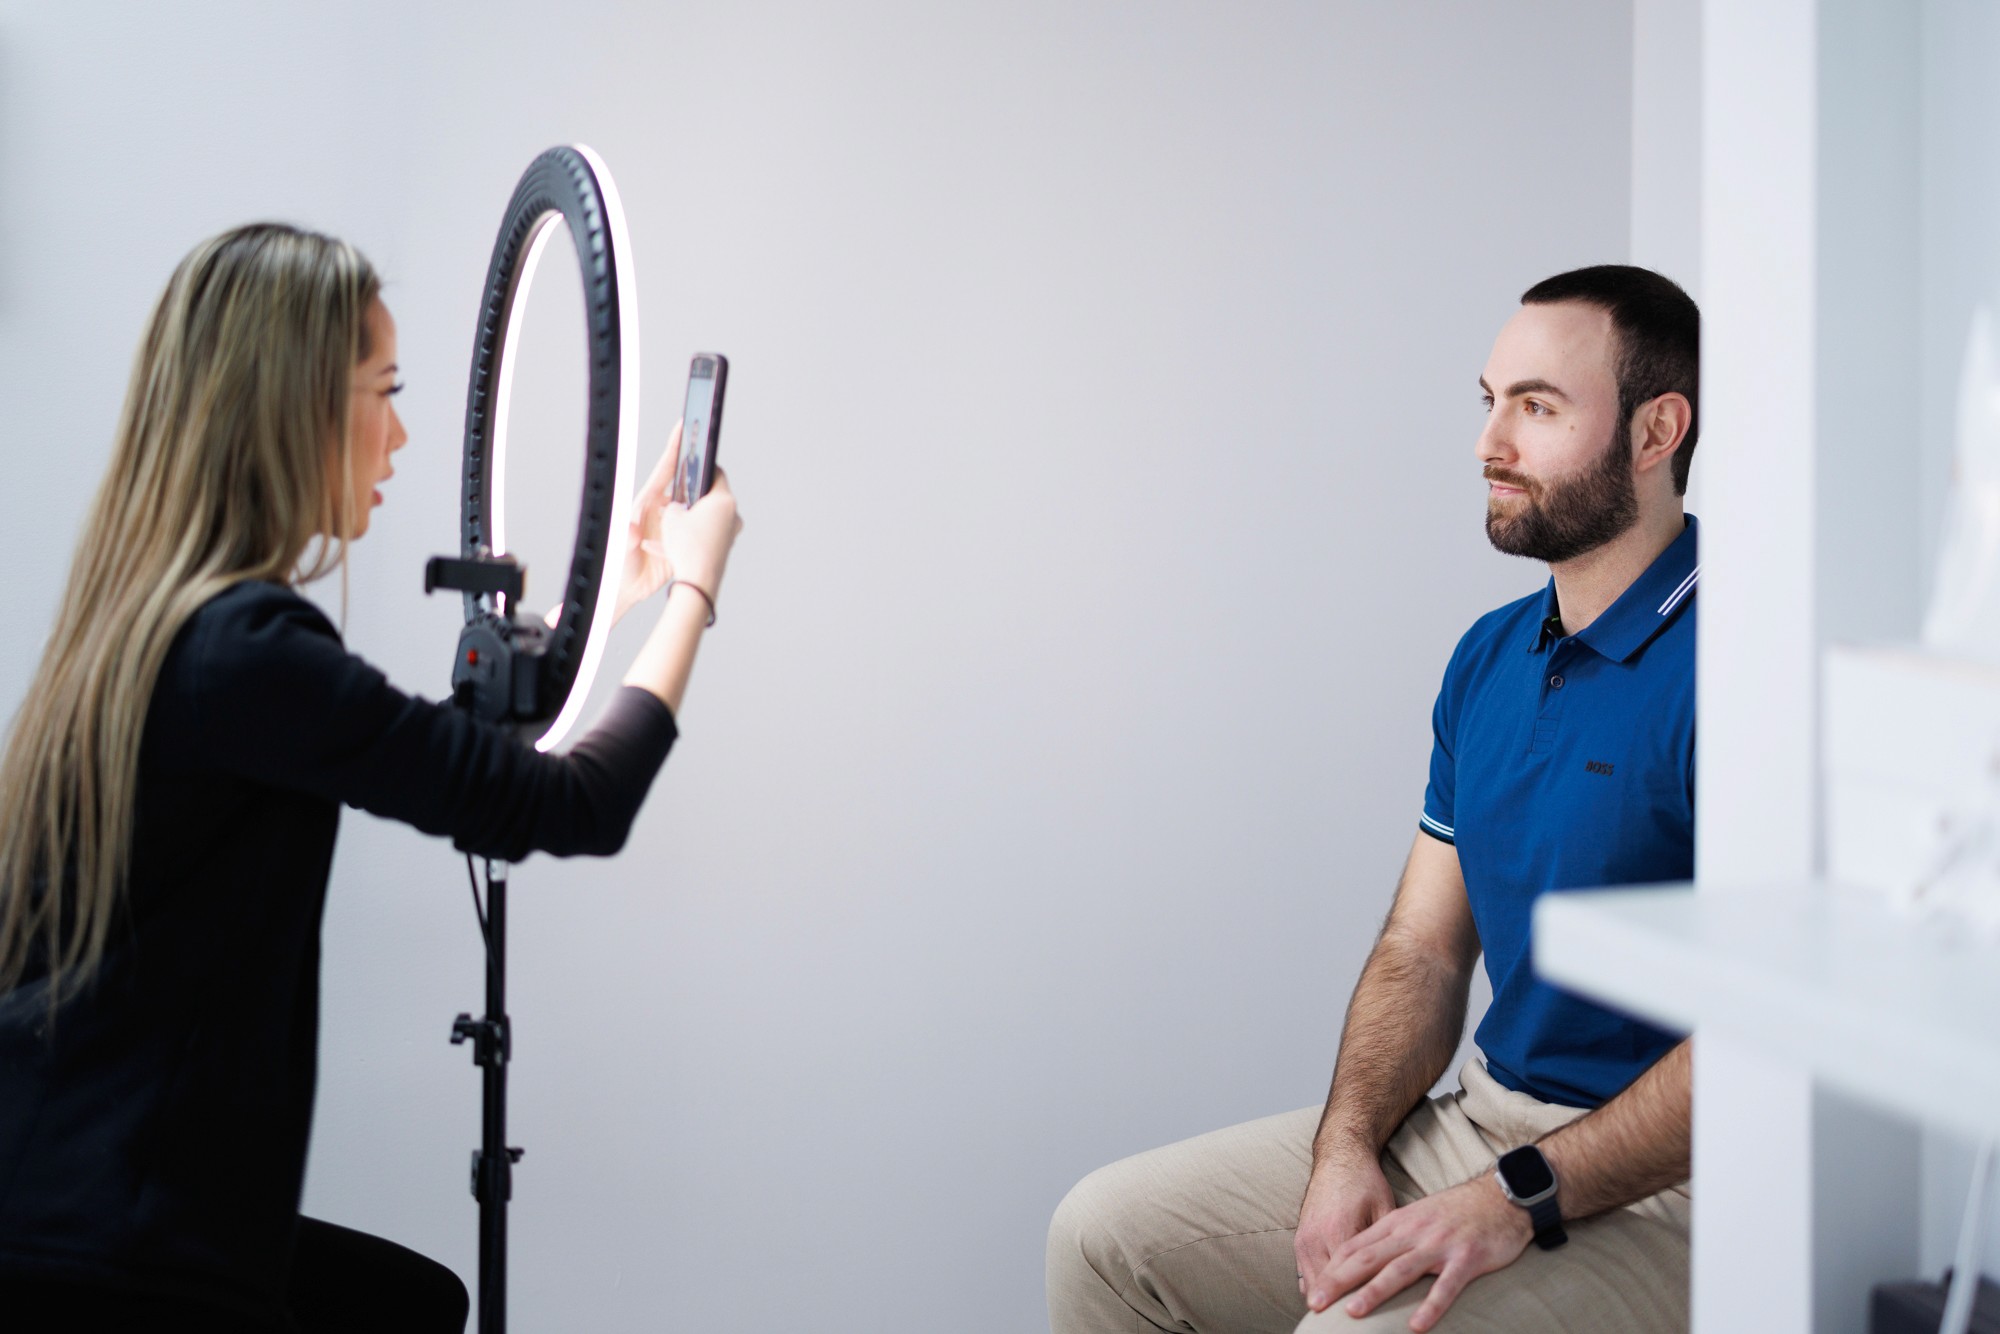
[487,212,563,581]
[455,144,639,751]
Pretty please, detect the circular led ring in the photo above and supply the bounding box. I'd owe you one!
[459,145,640,752]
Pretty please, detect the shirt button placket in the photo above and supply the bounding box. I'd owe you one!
[1532,651,1568,754]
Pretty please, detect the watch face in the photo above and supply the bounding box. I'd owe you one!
[1498,1146,1556,1198]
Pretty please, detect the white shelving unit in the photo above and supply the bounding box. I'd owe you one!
[1535,885,2000,1147]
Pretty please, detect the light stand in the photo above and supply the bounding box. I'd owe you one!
[451,859,518,1334]
[424,144,640,1334]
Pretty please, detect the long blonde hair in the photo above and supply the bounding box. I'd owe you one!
[0,223,379,1005]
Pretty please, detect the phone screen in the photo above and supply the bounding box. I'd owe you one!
[674,357,722,505]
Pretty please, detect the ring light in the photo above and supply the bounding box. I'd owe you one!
[429,143,640,752]
[422,144,645,1334]
[486,212,563,585]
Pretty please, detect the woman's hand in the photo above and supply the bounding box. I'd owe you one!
[618,460,743,715]
[658,465,742,606]
[612,422,684,624]
[614,422,744,623]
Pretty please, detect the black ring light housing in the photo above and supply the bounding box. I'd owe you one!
[422,145,642,1334]
[425,144,638,752]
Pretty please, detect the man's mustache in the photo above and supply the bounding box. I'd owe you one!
[1483,464,1540,495]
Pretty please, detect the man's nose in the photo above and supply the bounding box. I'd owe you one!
[1476,414,1514,467]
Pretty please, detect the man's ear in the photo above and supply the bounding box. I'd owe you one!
[1632,392,1692,475]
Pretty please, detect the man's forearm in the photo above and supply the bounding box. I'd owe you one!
[1312,930,1474,1169]
[1537,1038,1690,1218]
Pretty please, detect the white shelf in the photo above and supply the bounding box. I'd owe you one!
[1533,884,2000,1144]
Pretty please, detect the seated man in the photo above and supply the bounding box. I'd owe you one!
[1048,265,1700,1334]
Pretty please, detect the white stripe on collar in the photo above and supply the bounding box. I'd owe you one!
[1657,565,1700,617]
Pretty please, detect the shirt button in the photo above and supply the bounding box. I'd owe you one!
[1550,675,1565,689]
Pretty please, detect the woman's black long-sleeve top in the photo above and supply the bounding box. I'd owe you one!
[0,580,677,1318]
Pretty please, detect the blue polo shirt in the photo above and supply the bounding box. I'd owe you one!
[1420,516,1698,1109]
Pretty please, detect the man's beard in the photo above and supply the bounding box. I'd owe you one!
[1483,426,1639,564]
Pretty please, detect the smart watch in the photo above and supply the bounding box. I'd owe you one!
[1494,1145,1568,1250]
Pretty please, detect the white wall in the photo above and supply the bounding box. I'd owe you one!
[1916,0,2000,1287]
[1813,3,1926,1327]
[1631,0,1702,295]
[0,4,1633,1329]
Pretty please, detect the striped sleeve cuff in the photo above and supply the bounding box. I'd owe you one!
[1417,810,1456,845]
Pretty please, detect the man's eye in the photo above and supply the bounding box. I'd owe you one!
[1480,396,1494,412]
[1525,400,1550,416]
[386,382,406,397]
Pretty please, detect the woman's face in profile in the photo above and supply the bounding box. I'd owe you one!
[343,298,407,539]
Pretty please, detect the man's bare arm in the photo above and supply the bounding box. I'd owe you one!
[1312,832,1482,1169]
[1535,1037,1690,1218]
[1304,960,1688,1327]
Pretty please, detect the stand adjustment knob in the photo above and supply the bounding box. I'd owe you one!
[450,1013,511,1066]
[469,1147,527,1202]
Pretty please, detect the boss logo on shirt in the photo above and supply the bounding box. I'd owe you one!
[1584,760,1615,776]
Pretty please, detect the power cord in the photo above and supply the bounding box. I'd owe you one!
[464,854,497,969]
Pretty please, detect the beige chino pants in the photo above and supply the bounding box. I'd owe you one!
[1046,1060,1689,1333]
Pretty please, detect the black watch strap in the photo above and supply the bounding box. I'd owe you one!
[1527,1195,1568,1250]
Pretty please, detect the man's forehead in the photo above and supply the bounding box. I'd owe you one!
[1483,301,1618,393]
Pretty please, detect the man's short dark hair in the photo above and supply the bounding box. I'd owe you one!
[1520,265,1700,495]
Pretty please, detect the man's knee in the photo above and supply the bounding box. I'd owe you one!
[1293,1282,1431,1334]
[1047,1158,1145,1290]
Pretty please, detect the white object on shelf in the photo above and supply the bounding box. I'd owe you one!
[1533,884,2000,1146]
[1924,306,2000,663]
[1825,644,2000,936]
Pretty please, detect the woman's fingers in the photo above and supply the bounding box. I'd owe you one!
[637,421,683,510]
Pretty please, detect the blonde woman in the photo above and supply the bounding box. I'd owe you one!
[0,223,741,1331]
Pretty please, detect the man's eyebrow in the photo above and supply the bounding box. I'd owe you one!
[379,363,399,376]
[1502,377,1571,402]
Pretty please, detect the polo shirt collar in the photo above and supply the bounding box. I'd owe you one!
[1531,514,1700,662]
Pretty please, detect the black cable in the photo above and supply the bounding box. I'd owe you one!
[465,854,497,971]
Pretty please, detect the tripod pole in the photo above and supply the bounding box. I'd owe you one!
[453,859,521,1334]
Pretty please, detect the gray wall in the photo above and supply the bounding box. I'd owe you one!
[0,3,1632,1329]
[1916,0,2000,1286]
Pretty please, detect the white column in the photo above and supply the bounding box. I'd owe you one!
[1696,0,1817,1330]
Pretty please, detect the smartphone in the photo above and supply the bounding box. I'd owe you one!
[671,352,729,505]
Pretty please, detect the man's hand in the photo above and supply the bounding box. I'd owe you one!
[1305,1174,1532,1332]
[1294,1156,1397,1308]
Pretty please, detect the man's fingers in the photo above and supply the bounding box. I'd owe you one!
[1343,1250,1433,1319]
[1408,1259,1474,1333]
[1327,1213,1393,1271]
[1307,1240,1380,1310]
[1314,1234,1400,1308]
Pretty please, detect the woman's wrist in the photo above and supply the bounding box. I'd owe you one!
[664,577,717,627]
